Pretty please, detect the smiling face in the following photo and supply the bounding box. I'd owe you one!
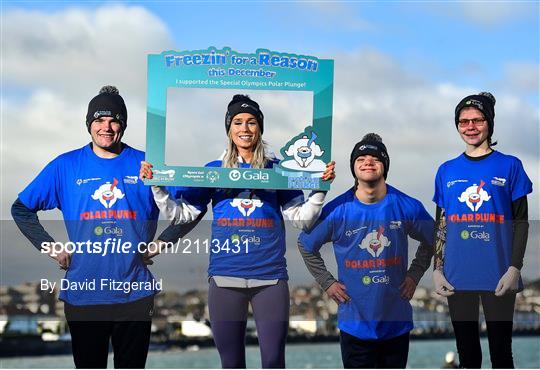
[89,116,123,155]
[229,113,260,152]
[457,107,489,148]
[354,154,385,183]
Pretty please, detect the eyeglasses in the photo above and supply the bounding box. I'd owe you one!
[458,118,486,127]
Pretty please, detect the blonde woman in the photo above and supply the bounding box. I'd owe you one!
[141,94,335,368]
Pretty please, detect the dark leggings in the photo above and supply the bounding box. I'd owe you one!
[208,279,289,368]
[447,292,516,369]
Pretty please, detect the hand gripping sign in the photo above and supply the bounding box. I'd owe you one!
[145,47,334,190]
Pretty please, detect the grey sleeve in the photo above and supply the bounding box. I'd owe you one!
[406,240,434,284]
[298,239,337,291]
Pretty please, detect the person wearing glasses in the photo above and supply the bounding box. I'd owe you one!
[432,92,532,368]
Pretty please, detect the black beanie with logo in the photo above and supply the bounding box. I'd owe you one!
[350,133,390,179]
[454,92,496,138]
[225,94,264,134]
[86,86,127,132]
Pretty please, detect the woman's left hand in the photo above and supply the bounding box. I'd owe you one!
[322,161,336,182]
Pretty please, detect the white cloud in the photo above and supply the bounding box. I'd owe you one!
[3,5,173,97]
[422,2,537,26]
[287,2,374,32]
[460,3,536,26]
[501,62,540,94]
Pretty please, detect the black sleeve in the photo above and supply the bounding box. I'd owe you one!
[156,209,207,244]
[406,240,433,284]
[511,196,529,270]
[433,206,446,271]
[11,197,55,251]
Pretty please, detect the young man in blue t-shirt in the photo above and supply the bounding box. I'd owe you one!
[298,133,434,368]
[11,86,161,368]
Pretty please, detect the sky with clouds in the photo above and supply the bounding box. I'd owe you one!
[1,1,539,287]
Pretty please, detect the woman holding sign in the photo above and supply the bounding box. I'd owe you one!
[141,94,335,368]
[432,92,532,368]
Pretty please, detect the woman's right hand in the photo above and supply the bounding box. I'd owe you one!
[140,161,154,180]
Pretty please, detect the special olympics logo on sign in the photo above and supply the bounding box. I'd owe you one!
[207,171,219,183]
[229,170,241,181]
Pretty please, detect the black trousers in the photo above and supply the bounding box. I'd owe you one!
[64,295,154,369]
[339,330,410,368]
[447,292,516,369]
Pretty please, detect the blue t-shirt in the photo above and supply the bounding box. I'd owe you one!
[174,159,303,280]
[299,186,434,340]
[19,144,160,305]
[433,151,532,291]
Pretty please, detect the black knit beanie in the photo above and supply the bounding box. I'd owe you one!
[86,86,127,132]
[454,92,496,138]
[350,133,390,179]
[225,95,264,134]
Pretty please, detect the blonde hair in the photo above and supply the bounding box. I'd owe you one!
[222,130,270,169]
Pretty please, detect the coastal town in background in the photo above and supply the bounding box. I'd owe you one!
[2,279,540,357]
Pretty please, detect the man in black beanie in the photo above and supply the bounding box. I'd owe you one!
[298,133,434,368]
[85,85,128,156]
[349,133,391,181]
[11,86,163,368]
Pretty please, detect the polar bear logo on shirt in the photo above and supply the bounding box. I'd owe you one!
[91,178,125,208]
[458,180,491,212]
[230,190,263,217]
[360,226,391,258]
